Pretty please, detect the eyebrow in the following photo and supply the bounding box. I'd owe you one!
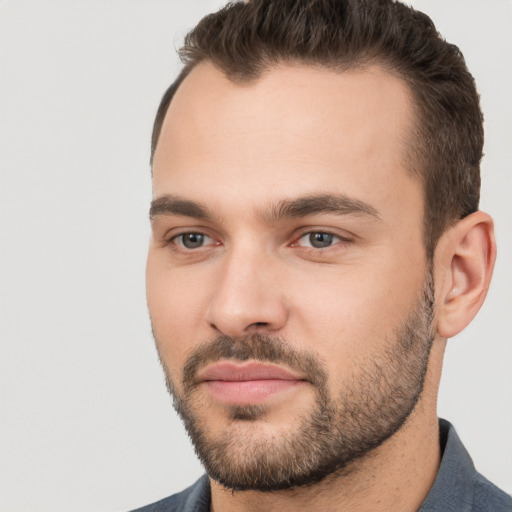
[150,195,213,220]
[149,193,380,222]
[263,194,380,223]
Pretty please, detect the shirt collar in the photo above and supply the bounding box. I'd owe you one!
[419,418,475,511]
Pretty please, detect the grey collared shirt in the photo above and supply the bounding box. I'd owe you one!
[131,419,512,511]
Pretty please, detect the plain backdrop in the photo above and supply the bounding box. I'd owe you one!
[1,1,511,511]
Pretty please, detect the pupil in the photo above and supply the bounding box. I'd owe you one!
[309,232,333,248]
[183,233,204,249]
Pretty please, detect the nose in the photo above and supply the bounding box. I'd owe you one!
[206,246,289,338]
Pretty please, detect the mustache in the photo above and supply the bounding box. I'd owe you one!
[182,334,328,393]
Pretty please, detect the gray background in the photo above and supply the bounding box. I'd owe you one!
[1,1,511,510]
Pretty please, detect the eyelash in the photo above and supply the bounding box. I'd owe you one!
[165,229,351,253]
[168,231,217,250]
[292,231,350,250]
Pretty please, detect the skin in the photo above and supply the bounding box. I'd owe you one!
[147,63,496,511]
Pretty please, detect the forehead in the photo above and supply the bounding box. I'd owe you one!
[152,62,420,222]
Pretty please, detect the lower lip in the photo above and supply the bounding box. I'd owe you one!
[204,379,303,405]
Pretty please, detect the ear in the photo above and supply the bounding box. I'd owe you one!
[435,211,496,339]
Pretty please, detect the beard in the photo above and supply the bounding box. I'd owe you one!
[154,271,435,492]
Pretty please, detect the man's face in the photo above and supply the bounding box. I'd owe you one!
[147,63,434,490]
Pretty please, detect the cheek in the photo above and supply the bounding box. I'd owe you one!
[288,262,425,376]
[146,253,212,372]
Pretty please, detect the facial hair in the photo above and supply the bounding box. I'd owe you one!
[154,271,435,492]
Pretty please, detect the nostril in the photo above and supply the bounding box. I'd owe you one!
[247,322,269,330]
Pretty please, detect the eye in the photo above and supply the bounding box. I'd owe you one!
[296,231,343,249]
[172,232,213,249]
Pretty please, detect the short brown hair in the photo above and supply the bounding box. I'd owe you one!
[151,0,483,259]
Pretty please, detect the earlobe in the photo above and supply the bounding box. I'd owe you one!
[435,211,496,339]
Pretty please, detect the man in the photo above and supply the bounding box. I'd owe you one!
[136,0,511,510]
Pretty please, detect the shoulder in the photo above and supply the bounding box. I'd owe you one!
[128,475,211,512]
[419,419,512,511]
[472,472,512,512]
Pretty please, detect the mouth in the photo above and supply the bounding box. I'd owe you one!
[196,361,308,406]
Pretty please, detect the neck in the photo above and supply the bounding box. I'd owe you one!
[210,340,446,512]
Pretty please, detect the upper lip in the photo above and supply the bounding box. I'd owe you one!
[197,361,307,382]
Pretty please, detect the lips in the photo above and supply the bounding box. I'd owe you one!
[197,361,307,405]
[199,361,305,382]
